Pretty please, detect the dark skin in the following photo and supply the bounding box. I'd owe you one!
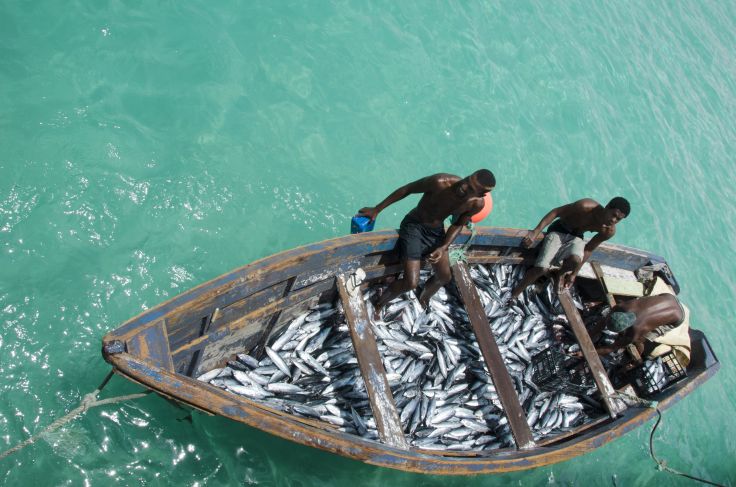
[589,294,684,356]
[510,198,627,299]
[359,172,494,319]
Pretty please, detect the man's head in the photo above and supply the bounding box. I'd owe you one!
[455,169,495,199]
[464,169,495,196]
[608,311,636,332]
[473,169,496,189]
[604,196,630,225]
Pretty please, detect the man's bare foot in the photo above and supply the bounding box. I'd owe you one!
[418,294,430,312]
[371,286,385,321]
[501,292,518,307]
[561,271,575,289]
[372,307,383,321]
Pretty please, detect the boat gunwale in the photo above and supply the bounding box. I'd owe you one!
[103,227,660,343]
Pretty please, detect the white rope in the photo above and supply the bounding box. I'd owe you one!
[0,372,149,461]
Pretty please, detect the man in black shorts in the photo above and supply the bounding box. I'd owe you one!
[358,170,495,320]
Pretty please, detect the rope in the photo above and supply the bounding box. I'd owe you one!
[0,370,150,462]
[648,408,725,487]
[605,391,723,486]
[449,222,476,266]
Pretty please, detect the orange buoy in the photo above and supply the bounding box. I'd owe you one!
[471,192,493,223]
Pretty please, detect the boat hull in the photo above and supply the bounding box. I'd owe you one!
[102,227,719,474]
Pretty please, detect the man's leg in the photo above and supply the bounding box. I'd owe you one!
[418,251,452,309]
[558,254,582,289]
[373,258,421,320]
[510,266,547,299]
[511,232,560,300]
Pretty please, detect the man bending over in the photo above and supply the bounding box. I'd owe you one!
[590,294,689,358]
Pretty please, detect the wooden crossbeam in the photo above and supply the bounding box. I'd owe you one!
[591,261,617,308]
[452,262,536,450]
[556,282,626,417]
[336,274,408,449]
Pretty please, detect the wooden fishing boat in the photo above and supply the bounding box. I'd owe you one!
[101,227,719,475]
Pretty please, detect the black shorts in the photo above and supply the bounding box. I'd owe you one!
[398,214,445,261]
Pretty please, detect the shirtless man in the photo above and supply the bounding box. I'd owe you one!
[510,197,630,300]
[589,294,687,356]
[358,170,495,319]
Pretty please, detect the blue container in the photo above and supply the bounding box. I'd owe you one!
[351,215,375,234]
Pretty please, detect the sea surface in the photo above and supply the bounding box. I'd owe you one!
[1,1,734,485]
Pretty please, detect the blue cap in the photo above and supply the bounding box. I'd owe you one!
[609,311,636,332]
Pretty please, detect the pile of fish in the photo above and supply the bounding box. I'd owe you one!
[365,264,602,450]
[630,356,686,396]
[197,303,382,439]
[197,262,605,451]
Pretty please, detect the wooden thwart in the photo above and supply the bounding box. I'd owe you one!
[451,262,536,450]
[591,261,616,308]
[336,274,409,449]
[556,282,626,417]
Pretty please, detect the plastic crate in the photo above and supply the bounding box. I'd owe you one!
[630,351,687,397]
[531,347,595,395]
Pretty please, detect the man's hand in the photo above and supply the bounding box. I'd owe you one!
[562,270,578,289]
[426,247,447,264]
[357,207,379,222]
[521,230,539,248]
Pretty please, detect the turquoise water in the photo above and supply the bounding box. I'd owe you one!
[1,0,735,484]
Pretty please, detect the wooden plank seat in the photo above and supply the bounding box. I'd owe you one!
[556,282,626,417]
[336,273,409,449]
[452,262,536,450]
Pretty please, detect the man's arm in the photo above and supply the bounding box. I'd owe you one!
[568,229,614,281]
[426,204,481,264]
[561,230,614,289]
[521,202,576,247]
[358,175,440,221]
[595,327,636,355]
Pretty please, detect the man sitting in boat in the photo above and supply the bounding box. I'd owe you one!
[509,197,630,301]
[358,170,495,319]
[590,293,692,366]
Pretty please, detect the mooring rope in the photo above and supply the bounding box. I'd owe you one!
[648,408,725,487]
[0,370,150,462]
[608,391,724,486]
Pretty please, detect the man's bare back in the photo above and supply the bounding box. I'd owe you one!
[363,173,487,228]
[549,198,617,235]
[592,294,685,355]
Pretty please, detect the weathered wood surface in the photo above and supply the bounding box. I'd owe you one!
[556,282,625,417]
[101,228,714,473]
[125,319,175,373]
[170,280,334,376]
[451,262,536,450]
[108,228,659,343]
[336,274,409,449]
[591,261,617,308]
[602,277,645,297]
[103,343,718,475]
